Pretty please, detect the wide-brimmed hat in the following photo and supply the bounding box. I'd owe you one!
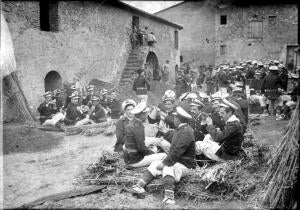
[69,93,80,99]
[173,106,192,119]
[122,99,137,111]
[91,96,100,101]
[43,91,52,98]
[131,101,149,115]
[190,98,205,107]
[269,66,279,71]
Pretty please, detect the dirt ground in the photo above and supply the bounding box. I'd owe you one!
[2,116,288,209]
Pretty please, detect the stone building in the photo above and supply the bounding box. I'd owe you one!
[2,0,182,113]
[156,0,298,66]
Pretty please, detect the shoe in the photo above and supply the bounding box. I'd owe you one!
[163,197,176,205]
[132,185,145,194]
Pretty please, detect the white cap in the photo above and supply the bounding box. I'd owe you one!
[190,99,204,107]
[70,85,76,90]
[220,98,238,110]
[43,91,52,98]
[269,66,279,71]
[162,90,176,101]
[131,101,149,115]
[186,93,198,99]
[179,92,190,101]
[122,99,136,110]
[91,96,100,101]
[199,92,209,98]
[69,93,80,99]
[173,106,192,119]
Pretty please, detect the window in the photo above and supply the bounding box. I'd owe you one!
[40,0,59,31]
[180,55,183,62]
[174,30,179,49]
[220,15,227,25]
[268,16,277,25]
[248,21,263,39]
[220,45,227,55]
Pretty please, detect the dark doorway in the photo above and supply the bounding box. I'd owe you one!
[145,52,159,81]
[45,71,62,91]
[286,45,297,67]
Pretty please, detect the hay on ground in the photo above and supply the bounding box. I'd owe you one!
[80,133,271,202]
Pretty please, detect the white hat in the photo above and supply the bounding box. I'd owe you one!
[91,96,100,101]
[43,91,52,98]
[199,92,209,98]
[173,106,192,119]
[190,99,204,107]
[222,65,229,70]
[274,60,279,64]
[162,90,176,101]
[179,92,190,101]
[186,93,198,100]
[69,93,80,99]
[257,62,263,66]
[70,85,76,90]
[252,60,257,64]
[87,85,95,91]
[122,99,136,111]
[220,98,238,110]
[101,89,108,95]
[269,66,279,71]
[232,87,243,93]
[131,101,149,115]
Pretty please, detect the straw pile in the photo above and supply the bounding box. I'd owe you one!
[81,132,271,202]
[65,120,115,136]
[263,100,299,209]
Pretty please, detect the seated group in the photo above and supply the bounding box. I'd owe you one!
[38,85,121,127]
[114,88,248,205]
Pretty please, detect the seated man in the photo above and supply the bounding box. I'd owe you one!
[114,99,136,152]
[124,101,167,168]
[107,89,122,120]
[82,85,95,107]
[195,99,244,162]
[131,106,196,205]
[89,96,107,123]
[38,91,63,125]
[64,93,86,126]
[189,98,207,142]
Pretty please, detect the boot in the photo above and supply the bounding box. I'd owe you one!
[163,175,176,204]
[132,170,154,194]
[163,190,175,205]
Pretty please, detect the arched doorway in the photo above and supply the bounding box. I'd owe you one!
[145,52,159,81]
[44,71,62,92]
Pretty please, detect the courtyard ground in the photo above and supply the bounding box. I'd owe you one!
[2,116,288,209]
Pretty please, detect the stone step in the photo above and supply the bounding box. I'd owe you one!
[124,67,139,71]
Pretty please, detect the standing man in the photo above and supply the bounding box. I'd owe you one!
[132,69,150,103]
[131,106,196,205]
[124,102,167,168]
[107,89,122,120]
[161,60,170,84]
[204,66,214,95]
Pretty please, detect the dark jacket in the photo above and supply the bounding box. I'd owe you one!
[124,118,154,164]
[261,72,282,94]
[206,116,244,161]
[82,94,93,106]
[175,76,190,98]
[132,75,150,92]
[107,99,122,119]
[115,116,131,149]
[163,124,196,169]
[64,103,82,125]
[90,104,106,123]
[55,95,64,111]
[189,113,208,142]
[37,102,56,124]
[215,70,229,87]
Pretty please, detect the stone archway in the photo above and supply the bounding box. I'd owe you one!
[145,51,160,81]
[44,71,62,92]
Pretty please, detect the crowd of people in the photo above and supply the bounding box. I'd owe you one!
[37,85,122,129]
[37,58,299,205]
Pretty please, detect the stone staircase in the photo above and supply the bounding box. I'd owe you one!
[119,46,149,86]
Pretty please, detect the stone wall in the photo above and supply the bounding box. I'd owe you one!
[2,1,179,113]
[215,4,298,64]
[156,1,216,66]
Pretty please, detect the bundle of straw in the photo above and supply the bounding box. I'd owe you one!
[65,120,114,136]
[263,101,299,209]
[82,136,270,202]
